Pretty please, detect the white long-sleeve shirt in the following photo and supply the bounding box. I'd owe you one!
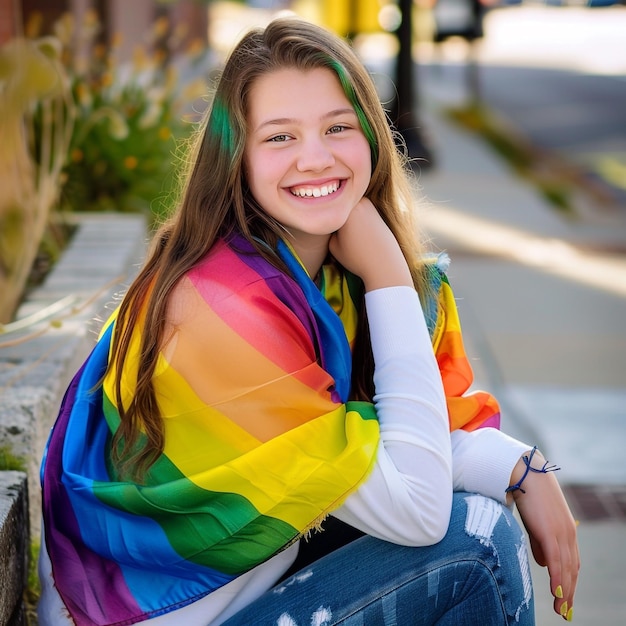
[39,287,530,626]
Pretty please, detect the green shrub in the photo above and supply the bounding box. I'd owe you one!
[28,10,208,224]
[0,444,26,471]
[25,541,41,626]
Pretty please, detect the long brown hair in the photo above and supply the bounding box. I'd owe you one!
[108,17,431,478]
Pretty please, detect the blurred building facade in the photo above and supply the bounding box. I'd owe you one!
[3,0,208,59]
[0,0,20,43]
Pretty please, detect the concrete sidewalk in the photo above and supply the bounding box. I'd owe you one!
[416,62,626,625]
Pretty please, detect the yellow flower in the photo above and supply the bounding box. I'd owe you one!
[100,72,113,88]
[25,11,43,39]
[153,16,170,39]
[186,38,205,58]
[124,156,138,170]
[132,46,148,71]
[154,49,167,66]
[171,23,189,47]
[158,127,171,141]
[53,13,74,47]
[165,66,178,91]
[84,8,99,29]
[75,82,92,107]
[81,8,100,41]
[93,44,106,60]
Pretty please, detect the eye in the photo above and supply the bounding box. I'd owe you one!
[327,124,348,135]
[267,134,291,143]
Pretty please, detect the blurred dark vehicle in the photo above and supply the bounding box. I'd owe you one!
[587,0,623,6]
[542,0,622,6]
[432,0,517,42]
[433,0,487,41]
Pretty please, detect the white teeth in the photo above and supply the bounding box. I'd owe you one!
[291,182,339,198]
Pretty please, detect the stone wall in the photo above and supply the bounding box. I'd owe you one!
[0,472,29,626]
[0,213,147,622]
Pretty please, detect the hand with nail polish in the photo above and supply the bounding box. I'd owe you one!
[511,450,581,620]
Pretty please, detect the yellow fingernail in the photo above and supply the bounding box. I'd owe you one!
[566,607,574,621]
[560,601,568,617]
[555,585,563,599]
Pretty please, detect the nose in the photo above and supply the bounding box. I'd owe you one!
[296,136,335,172]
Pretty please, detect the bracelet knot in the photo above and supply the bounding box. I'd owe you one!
[505,446,560,495]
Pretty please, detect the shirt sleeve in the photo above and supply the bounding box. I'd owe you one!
[333,286,453,546]
[451,428,532,504]
[333,287,533,544]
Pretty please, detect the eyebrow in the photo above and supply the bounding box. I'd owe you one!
[253,108,357,133]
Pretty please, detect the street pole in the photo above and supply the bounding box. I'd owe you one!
[393,0,434,168]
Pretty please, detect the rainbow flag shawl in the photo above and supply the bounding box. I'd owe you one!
[41,235,500,625]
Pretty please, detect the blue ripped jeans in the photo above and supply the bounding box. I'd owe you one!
[221,492,535,625]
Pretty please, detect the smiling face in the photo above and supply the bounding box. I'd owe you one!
[244,67,372,266]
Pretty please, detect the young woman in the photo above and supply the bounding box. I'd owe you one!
[38,17,579,626]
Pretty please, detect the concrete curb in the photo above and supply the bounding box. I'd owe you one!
[0,471,29,626]
[0,213,147,540]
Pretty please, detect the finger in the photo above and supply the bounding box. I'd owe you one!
[562,536,581,621]
[558,520,580,601]
[541,538,569,618]
[547,535,579,620]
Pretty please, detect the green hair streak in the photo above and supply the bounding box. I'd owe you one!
[210,97,235,160]
[329,59,378,166]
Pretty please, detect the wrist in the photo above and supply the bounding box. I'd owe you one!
[361,260,413,292]
[510,448,543,483]
[507,447,560,503]
[363,274,413,292]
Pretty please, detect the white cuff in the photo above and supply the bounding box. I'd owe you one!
[451,428,533,504]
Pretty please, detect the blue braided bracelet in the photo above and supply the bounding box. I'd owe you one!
[505,446,561,494]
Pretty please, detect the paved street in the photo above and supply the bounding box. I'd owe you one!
[417,100,626,626]
[421,4,626,208]
[409,6,626,622]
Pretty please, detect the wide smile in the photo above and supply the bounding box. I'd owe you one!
[289,180,342,198]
